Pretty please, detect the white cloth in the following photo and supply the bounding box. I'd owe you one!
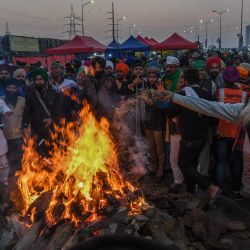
[106,60,114,69]
[0,129,8,156]
[170,134,183,184]
[183,87,199,98]
[52,79,77,93]
[166,56,180,66]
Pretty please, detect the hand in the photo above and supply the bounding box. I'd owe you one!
[4,111,13,117]
[134,77,143,86]
[43,118,53,128]
[23,128,30,144]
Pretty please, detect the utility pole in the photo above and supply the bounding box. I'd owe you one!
[81,0,94,36]
[5,22,10,35]
[239,0,244,49]
[200,19,213,48]
[213,9,229,49]
[106,1,116,42]
[64,4,81,39]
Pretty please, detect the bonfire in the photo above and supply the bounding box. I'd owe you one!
[17,103,146,227]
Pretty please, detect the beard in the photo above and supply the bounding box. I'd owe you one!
[5,91,18,107]
[116,75,124,81]
[210,71,219,80]
[95,71,104,80]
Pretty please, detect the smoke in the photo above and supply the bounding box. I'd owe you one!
[112,98,150,178]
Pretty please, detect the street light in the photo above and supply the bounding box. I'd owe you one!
[116,16,126,43]
[200,19,213,48]
[129,24,136,36]
[212,8,229,49]
[81,0,94,36]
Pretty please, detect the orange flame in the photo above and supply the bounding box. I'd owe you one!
[17,103,146,226]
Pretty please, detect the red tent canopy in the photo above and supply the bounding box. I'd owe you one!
[150,37,158,44]
[152,33,198,50]
[136,35,153,46]
[144,37,156,45]
[46,35,107,54]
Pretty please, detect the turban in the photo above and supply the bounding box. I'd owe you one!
[222,66,240,84]
[51,61,63,69]
[115,63,129,76]
[240,63,250,74]
[148,60,161,69]
[106,60,114,70]
[5,78,19,88]
[191,60,206,70]
[32,68,49,81]
[0,64,12,74]
[166,56,180,66]
[13,68,26,79]
[206,57,222,69]
[237,66,248,83]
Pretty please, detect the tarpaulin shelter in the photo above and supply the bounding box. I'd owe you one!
[119,36,150,52]
[46,35,107,54]
[136,35,153,46]
[152,33,198,50]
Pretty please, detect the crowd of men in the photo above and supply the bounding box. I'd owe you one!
[0,49,250,206]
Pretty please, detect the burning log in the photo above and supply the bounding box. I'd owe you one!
[78,208,128,239]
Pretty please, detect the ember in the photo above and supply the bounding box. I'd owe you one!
[17,103,146,227]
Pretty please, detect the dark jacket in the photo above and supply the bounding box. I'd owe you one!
[144,83,166,131]
[23,87,59,139]
[166,86,217,141]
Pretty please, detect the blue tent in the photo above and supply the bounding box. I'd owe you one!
[119,36,150,52]
[107,40,120,51]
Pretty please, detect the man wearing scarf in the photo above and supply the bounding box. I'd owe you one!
[1,79,25,175]
[161,56,183,191]
[163,69,220,201]
[23,69,58,157]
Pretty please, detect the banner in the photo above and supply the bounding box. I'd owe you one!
[10,36,39,52]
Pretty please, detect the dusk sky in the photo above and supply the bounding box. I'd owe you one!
[0,0,250,47]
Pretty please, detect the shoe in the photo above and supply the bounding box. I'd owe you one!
[169,183,182,193]
[232,191,243,201]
